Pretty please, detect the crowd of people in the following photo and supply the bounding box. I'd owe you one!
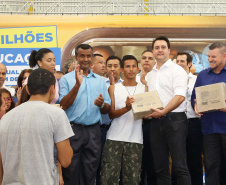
[0,36,225,185]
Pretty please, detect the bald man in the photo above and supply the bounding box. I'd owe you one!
[92,53,106,77]
[0,63,15,96]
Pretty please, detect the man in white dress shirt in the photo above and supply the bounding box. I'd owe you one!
[176,52,203,185]
[142,36,191,185]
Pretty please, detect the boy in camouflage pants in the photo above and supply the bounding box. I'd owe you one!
[101,55,145,185]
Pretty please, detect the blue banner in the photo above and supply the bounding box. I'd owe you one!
[0,48,61,66]
[0,47,61,86]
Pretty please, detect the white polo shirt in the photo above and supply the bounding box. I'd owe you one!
[146,59,187,112]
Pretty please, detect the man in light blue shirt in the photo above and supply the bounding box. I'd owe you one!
[59,44,111,185]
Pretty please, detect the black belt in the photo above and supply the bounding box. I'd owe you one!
[188,118,201,121]
[153,112,186,120]
[70,121,100,127]
[100,124,110,129]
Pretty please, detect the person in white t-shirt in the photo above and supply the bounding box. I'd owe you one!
[96,55,123,185]
[141,36,191,185]
[0,68,74,185]
[101,55,145,185]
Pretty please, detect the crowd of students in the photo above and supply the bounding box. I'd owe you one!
[0,36,225,185]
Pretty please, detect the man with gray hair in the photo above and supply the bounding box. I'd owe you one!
[64,56,76,74]
[191,42,226,185]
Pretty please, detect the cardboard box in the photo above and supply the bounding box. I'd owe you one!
[130,90,163,120]
[195,82,226,113]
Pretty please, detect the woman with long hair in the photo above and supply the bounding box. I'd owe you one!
[16,69,33,106]
[23,48,59,104]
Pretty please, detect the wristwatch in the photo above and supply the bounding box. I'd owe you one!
[100,102,105,109]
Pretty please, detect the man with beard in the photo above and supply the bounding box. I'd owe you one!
[192,42,226,185]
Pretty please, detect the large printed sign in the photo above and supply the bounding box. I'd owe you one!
[0,26,57,48]
[1,48,61,85]
[0,26,60,86]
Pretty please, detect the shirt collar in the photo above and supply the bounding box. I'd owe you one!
[105,77,123,83]
[224,64,226,71]
[188,72,193,78]
[153,59,172,70]
[207,67,211,73]
[87,69,97,78]
[207,64,226,73]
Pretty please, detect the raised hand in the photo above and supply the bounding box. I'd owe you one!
[109,72,115,85]
[140,66,147,86]
[94,93,104,107]
[75,64,83,86]
[16,87,22,102]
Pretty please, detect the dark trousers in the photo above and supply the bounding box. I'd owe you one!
[186,118,203,185]
[220,156,226,185]
[150,112,191,185]
[172,118,203,185]
[62,123,101,185]
[96,125,109,185]
[203,133,226,185]
[140,119,157,185]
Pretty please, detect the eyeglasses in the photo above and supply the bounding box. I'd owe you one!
[4,98,13,102]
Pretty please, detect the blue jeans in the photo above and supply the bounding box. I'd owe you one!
[149,112,191,185]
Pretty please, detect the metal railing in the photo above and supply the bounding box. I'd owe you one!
[0,1,226,15]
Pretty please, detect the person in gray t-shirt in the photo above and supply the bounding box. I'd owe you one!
[0,68,74,185]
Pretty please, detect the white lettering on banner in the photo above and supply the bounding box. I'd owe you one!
[6,70,20,75]
[24,54,30,62]
[0,54,29,64]
[5,65,61,86]
[14,54,24,63]
[4,54,13,63]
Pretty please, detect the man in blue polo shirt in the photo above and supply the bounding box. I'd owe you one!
[59,44,111,185]
[191,42,226,185]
